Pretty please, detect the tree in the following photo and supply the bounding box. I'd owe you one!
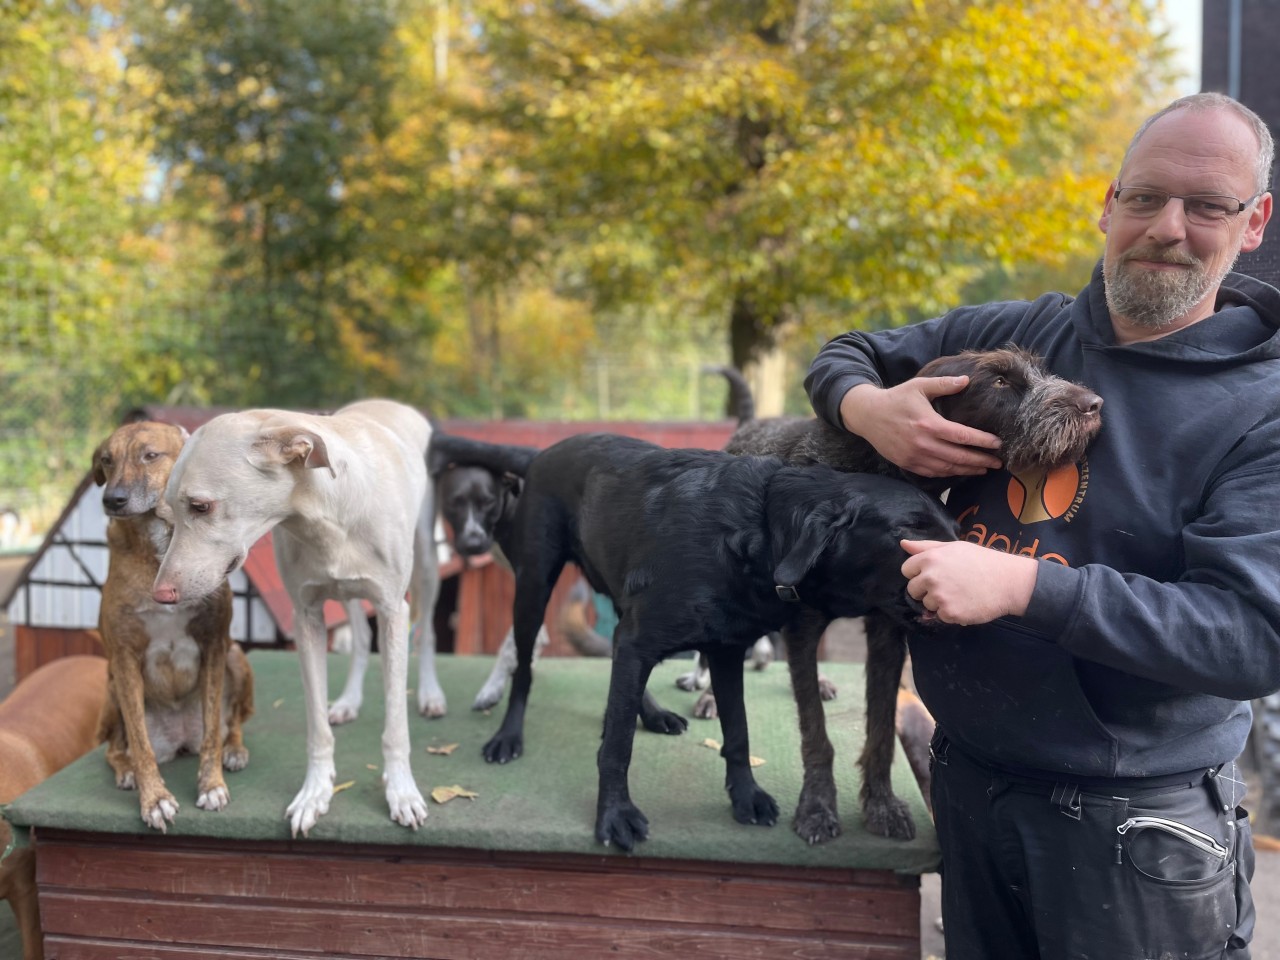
[417,0,1174,374]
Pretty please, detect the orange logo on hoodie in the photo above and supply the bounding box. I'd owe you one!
[1007,459,1090,524]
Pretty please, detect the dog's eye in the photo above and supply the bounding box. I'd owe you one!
[142,451,160,462]
[993,376,1008,387]
[188,500,212,515]
[100,455,113,467]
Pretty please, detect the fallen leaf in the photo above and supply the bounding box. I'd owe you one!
[333,780,356,794]
[750,756,765,767]
[272,698,285,709]
[427,743,460,756]
[431,785,479,804]
[366,764,378,771]
[702,738,721,751]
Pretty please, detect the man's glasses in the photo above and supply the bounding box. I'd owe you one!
[1114,184,1264,227]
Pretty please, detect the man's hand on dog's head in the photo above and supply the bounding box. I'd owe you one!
[900,539,1037,626]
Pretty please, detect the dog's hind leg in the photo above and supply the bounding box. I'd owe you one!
[412,508,446,719]
[786,613,842,844]
[704,645,778,829]
[638,688,688,735]
[221,642,253,771]
[859,613,915,840]
[286,607,338,837]
[328,601,370,726]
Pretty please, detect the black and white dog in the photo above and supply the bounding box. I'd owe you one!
[438,432,958,850]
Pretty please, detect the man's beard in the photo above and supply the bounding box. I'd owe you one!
[1103,245,1235,330]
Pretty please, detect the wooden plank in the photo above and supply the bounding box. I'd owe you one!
[44,939,375,960]
[39,893,918,960]
[36,842,917,937]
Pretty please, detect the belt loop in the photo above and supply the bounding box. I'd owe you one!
[1051,782,1083,820]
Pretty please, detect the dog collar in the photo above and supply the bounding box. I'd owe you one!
[775,584,801,603]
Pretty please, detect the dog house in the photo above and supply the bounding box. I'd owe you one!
[0,408,736,683]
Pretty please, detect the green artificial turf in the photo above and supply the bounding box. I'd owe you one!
[3,651,939,874]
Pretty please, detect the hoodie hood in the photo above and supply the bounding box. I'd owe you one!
[1077,260,1280,363]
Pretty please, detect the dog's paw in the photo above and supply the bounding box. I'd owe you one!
[692,691,718,720]
[596,801,649,851]
[471,681,505,712]
[818,674,838,701]
[417,689,448,719]
[793,792,842,845]
[384,770,429,829]
[197,783,230,812]
[286,771,335,838]
[728,783,779,827]
[640,707,688,736]
[675,669,703,692]
[482,732,523,764]
[863,795,916,841]
[141,791,179,832]
[327,698,361,726]
[223,744,250,771]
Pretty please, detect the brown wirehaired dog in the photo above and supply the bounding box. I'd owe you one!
[93,421,254,832]
[0,655,108,960]
[709,348,1103,842]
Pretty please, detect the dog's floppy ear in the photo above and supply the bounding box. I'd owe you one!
[773,503,858,593]
[428,432,538,478]
[252,426,336,477]
[91,438,109,486]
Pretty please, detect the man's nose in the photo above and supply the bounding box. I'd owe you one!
[1146,197,1189,242]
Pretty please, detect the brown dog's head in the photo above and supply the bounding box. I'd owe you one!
[920,347,1103,474]
[92,421,190,519]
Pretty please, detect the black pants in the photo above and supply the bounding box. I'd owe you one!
[930,731,1256,960]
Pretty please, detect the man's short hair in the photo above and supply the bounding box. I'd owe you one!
[1121,92,1275,197]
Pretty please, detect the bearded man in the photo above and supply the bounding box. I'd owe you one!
[806,93,1277,959]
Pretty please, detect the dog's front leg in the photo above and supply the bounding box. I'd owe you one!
[859,614,914,840]
[107,642,178,831]
[704,645,778,829]
[285,607,337,838]
[377,596,429,828]
[595,631,653,850]
[483,569,558,763]
[194,628,230,812]
[785,613,841,844]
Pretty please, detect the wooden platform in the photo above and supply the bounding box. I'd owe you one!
[4,652,938,959]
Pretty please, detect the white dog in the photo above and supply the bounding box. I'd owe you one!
[152,399,434,837]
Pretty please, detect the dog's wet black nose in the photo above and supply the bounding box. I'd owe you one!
[103,490,129,512]
[1078,394,1103,416]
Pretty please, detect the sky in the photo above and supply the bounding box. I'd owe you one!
[1161,0,1204,94]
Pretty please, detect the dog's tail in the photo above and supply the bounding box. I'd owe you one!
[428,431,539,478]
[702,365,755,424]
[559,580,612,658]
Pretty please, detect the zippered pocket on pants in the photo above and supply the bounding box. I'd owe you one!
[1117,816,1229,860]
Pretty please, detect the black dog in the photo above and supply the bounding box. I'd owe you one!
[708,347,1103,842]
[429,431,689,733]
[441,432,959,850]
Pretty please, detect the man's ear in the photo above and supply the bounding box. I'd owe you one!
[251,427,335,477]
[1098,179,1119,235]
[1239,191,1273,254]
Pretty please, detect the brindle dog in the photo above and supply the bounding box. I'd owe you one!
[710,347,1103,842]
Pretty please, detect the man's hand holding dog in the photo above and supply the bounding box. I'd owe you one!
[900,540,1037,625]
[840,378,1004,477]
